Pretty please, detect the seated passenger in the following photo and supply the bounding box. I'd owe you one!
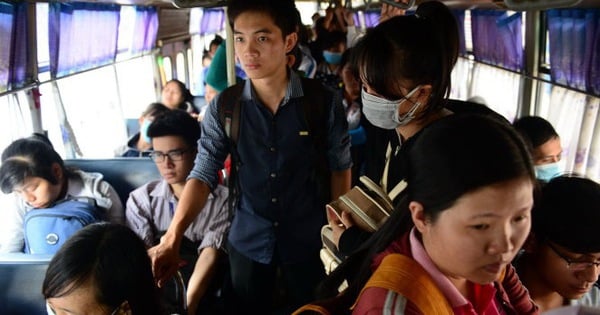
[295,114,538,314]
[515,175,600,312]
[0,135,124,253]
[513,115,563,182]
[125,109,230,315]
[161,79,198,114]
[43,223,162,315]
[115,102,170,157]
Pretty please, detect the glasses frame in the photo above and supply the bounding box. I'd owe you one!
[546,241,600,271]
[148,148,191,163]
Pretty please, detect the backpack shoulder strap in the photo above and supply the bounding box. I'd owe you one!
[352,253,454,314]
[217,83,245,144]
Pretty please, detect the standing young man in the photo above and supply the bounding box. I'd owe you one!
[149,0,352,313]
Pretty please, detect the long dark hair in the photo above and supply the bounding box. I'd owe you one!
[43,223,163,315]
[317,114,535,308]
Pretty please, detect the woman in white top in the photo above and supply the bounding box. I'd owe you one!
[0,135,123,253]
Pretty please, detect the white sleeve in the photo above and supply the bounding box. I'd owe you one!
[0,193,28,253]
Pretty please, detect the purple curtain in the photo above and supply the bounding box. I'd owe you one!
[471,10,523,72]
[452,10,466,56]
[0,3,15,92]
[49,3,120,78]
[0,2,28,92]
[131,6,158,54]
[200,9,225,35]
[547,9,600,94]
[364,11,380,28]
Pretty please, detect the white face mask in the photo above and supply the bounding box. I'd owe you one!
[361,85,422,130]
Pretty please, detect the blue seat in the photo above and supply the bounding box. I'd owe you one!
[64,158,160,206]
[0,253,52,315]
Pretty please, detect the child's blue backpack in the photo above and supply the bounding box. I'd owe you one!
[23,197,104,254]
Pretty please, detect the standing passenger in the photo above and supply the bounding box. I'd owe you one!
[126,109,229,315]
[0,135,124,253]
[149,0,352,313]
[516,175,600,312]
[296,114,538,314]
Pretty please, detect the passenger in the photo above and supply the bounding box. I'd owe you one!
[161,79,197,114]
[148,0,352,313]
[513,115,563,182]
[43,223,162,315]
[0,135,124,253]
[125,109,229,315]
[208,34,224,59]
[333,1,505,256]
[115,102,170,157]
[314,30,346,91]
[296,114,538,314]
[515,175,600,312]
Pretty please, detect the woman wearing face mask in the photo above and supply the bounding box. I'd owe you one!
[315,30,347,91]
[115,103,170,157]
[331,1,508,257]
[513,116,563,182]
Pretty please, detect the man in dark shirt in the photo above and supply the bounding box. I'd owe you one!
[149,0,352,313]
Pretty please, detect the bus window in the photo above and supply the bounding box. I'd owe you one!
[176,52,187,85]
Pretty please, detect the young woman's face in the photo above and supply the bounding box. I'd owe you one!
[413,177,533,286]
[13,165,63,208]
[532,242,600,300]
[161,82,184,110]
[47,279,130,315]
[233,11,296,81]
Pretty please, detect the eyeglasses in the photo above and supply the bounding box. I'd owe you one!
[148,148,191,163]
[547,242,600,271]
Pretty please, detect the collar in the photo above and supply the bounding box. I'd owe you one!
[240,68,304,108]
[149,179,214,202]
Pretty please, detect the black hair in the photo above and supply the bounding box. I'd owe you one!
[141,102,170,118]
[321,30,346,51]
[0,137,67,194]
[339,47,358,78]
[227,0,298,37]
[317,114,535,307]
[532,175,600,253]
[353,1,458,120]
[209,34,224,50]
[43,223,162,315]
[147,109,201,149]
[513,115,559,149]
[164,80,195,112]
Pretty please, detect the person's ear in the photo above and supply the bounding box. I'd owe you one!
[409,201,428,233]
[51,163,63,182]
[413,84,432,105]
[284,32,298,54]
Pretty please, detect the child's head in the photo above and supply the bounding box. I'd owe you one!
[527,175,600,300]
[0,136,66,208]
[148,109,200,185]
[353,1,457,129]
[138,103,170,146]
[43,223,161,315]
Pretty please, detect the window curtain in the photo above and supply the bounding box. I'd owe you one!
[471,10,523,72]
[131,6,158,54]
[0,1,28,92]
[200,8,225,35]
[49,3,120,78]
[547,9,600,94]
[452,10,467,56]
[468,62,521,122]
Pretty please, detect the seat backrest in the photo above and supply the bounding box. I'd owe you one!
[0,253,52,315]
[64,158,160,206]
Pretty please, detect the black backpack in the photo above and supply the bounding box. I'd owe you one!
[217,77,333,211]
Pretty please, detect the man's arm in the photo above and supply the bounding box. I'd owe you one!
[186,247,221,315]
[148,178,211,287]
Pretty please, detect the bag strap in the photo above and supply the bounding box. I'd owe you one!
[217,83,245,213]
[352,253,454,314]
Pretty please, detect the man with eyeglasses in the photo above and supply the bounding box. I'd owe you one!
[515,175,600,312]
[125,109,230,315]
